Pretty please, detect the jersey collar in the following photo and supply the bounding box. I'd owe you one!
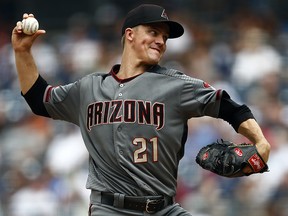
[109,64,142,84]
[109,64,162,83]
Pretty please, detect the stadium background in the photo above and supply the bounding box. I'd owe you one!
[0,0,288,215]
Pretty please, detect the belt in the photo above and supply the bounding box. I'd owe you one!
[91,191,174,214]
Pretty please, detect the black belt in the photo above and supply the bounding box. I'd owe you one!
[100,192,174,214]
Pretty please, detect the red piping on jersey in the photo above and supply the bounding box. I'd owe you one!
[216,89,222,100]
[44,85,53,102]
[110,64,142,83]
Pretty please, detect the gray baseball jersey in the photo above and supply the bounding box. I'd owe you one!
[43,64,222,197]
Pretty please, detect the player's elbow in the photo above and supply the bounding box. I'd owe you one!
[30,105,51,118]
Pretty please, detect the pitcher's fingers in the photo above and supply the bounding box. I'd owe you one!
[15,21,23,33]
[28,14,34,17]
[242,165,253,174]
[34,29,46,36]
[23,13,29,19]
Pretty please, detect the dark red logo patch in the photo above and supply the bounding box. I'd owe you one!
[248,154,265,172]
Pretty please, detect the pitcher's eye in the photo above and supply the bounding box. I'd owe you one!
[149,30,157,36]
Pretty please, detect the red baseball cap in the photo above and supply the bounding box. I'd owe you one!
[121,4,184,39]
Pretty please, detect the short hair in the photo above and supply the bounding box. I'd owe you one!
[121,34,125,48]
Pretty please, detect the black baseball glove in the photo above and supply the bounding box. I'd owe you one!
[195,140,269,177]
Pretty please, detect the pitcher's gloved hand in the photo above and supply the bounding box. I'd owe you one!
[196,140,269,177]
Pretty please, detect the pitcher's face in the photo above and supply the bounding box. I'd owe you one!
[131,23,169,65]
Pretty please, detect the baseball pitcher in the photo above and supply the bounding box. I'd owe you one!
[11,4,270,216]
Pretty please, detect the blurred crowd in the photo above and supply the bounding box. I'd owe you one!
[1,1,288,216]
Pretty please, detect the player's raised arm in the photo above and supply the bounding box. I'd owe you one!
[11,13,46,94]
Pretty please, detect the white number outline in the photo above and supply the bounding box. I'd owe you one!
[133,137,158,163]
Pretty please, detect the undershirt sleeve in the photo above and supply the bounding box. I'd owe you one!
[21,75,51,117]
[218,91,255,132]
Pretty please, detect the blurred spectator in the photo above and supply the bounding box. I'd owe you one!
[45,126,90,215]
[183,22,217,83]
[30,37,60,83]
[266,171,288,216]
[45,127,88,175]
[8,170,59,216]
[231,27,283,100]
[0,44,16,90]
[58,13,101,81]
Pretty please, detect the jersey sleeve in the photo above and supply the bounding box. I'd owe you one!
[179,75,255,131]
[44,81,81,125]
[180,77,222,119]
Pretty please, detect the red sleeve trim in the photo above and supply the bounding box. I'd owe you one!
[44,85,53,102]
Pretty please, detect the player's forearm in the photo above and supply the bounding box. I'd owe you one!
[238,118,270,162]
[14,50,39,94]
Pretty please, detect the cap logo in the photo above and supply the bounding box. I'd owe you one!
[161,9,169,20]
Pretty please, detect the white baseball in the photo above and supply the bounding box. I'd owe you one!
[22,17,39,35]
